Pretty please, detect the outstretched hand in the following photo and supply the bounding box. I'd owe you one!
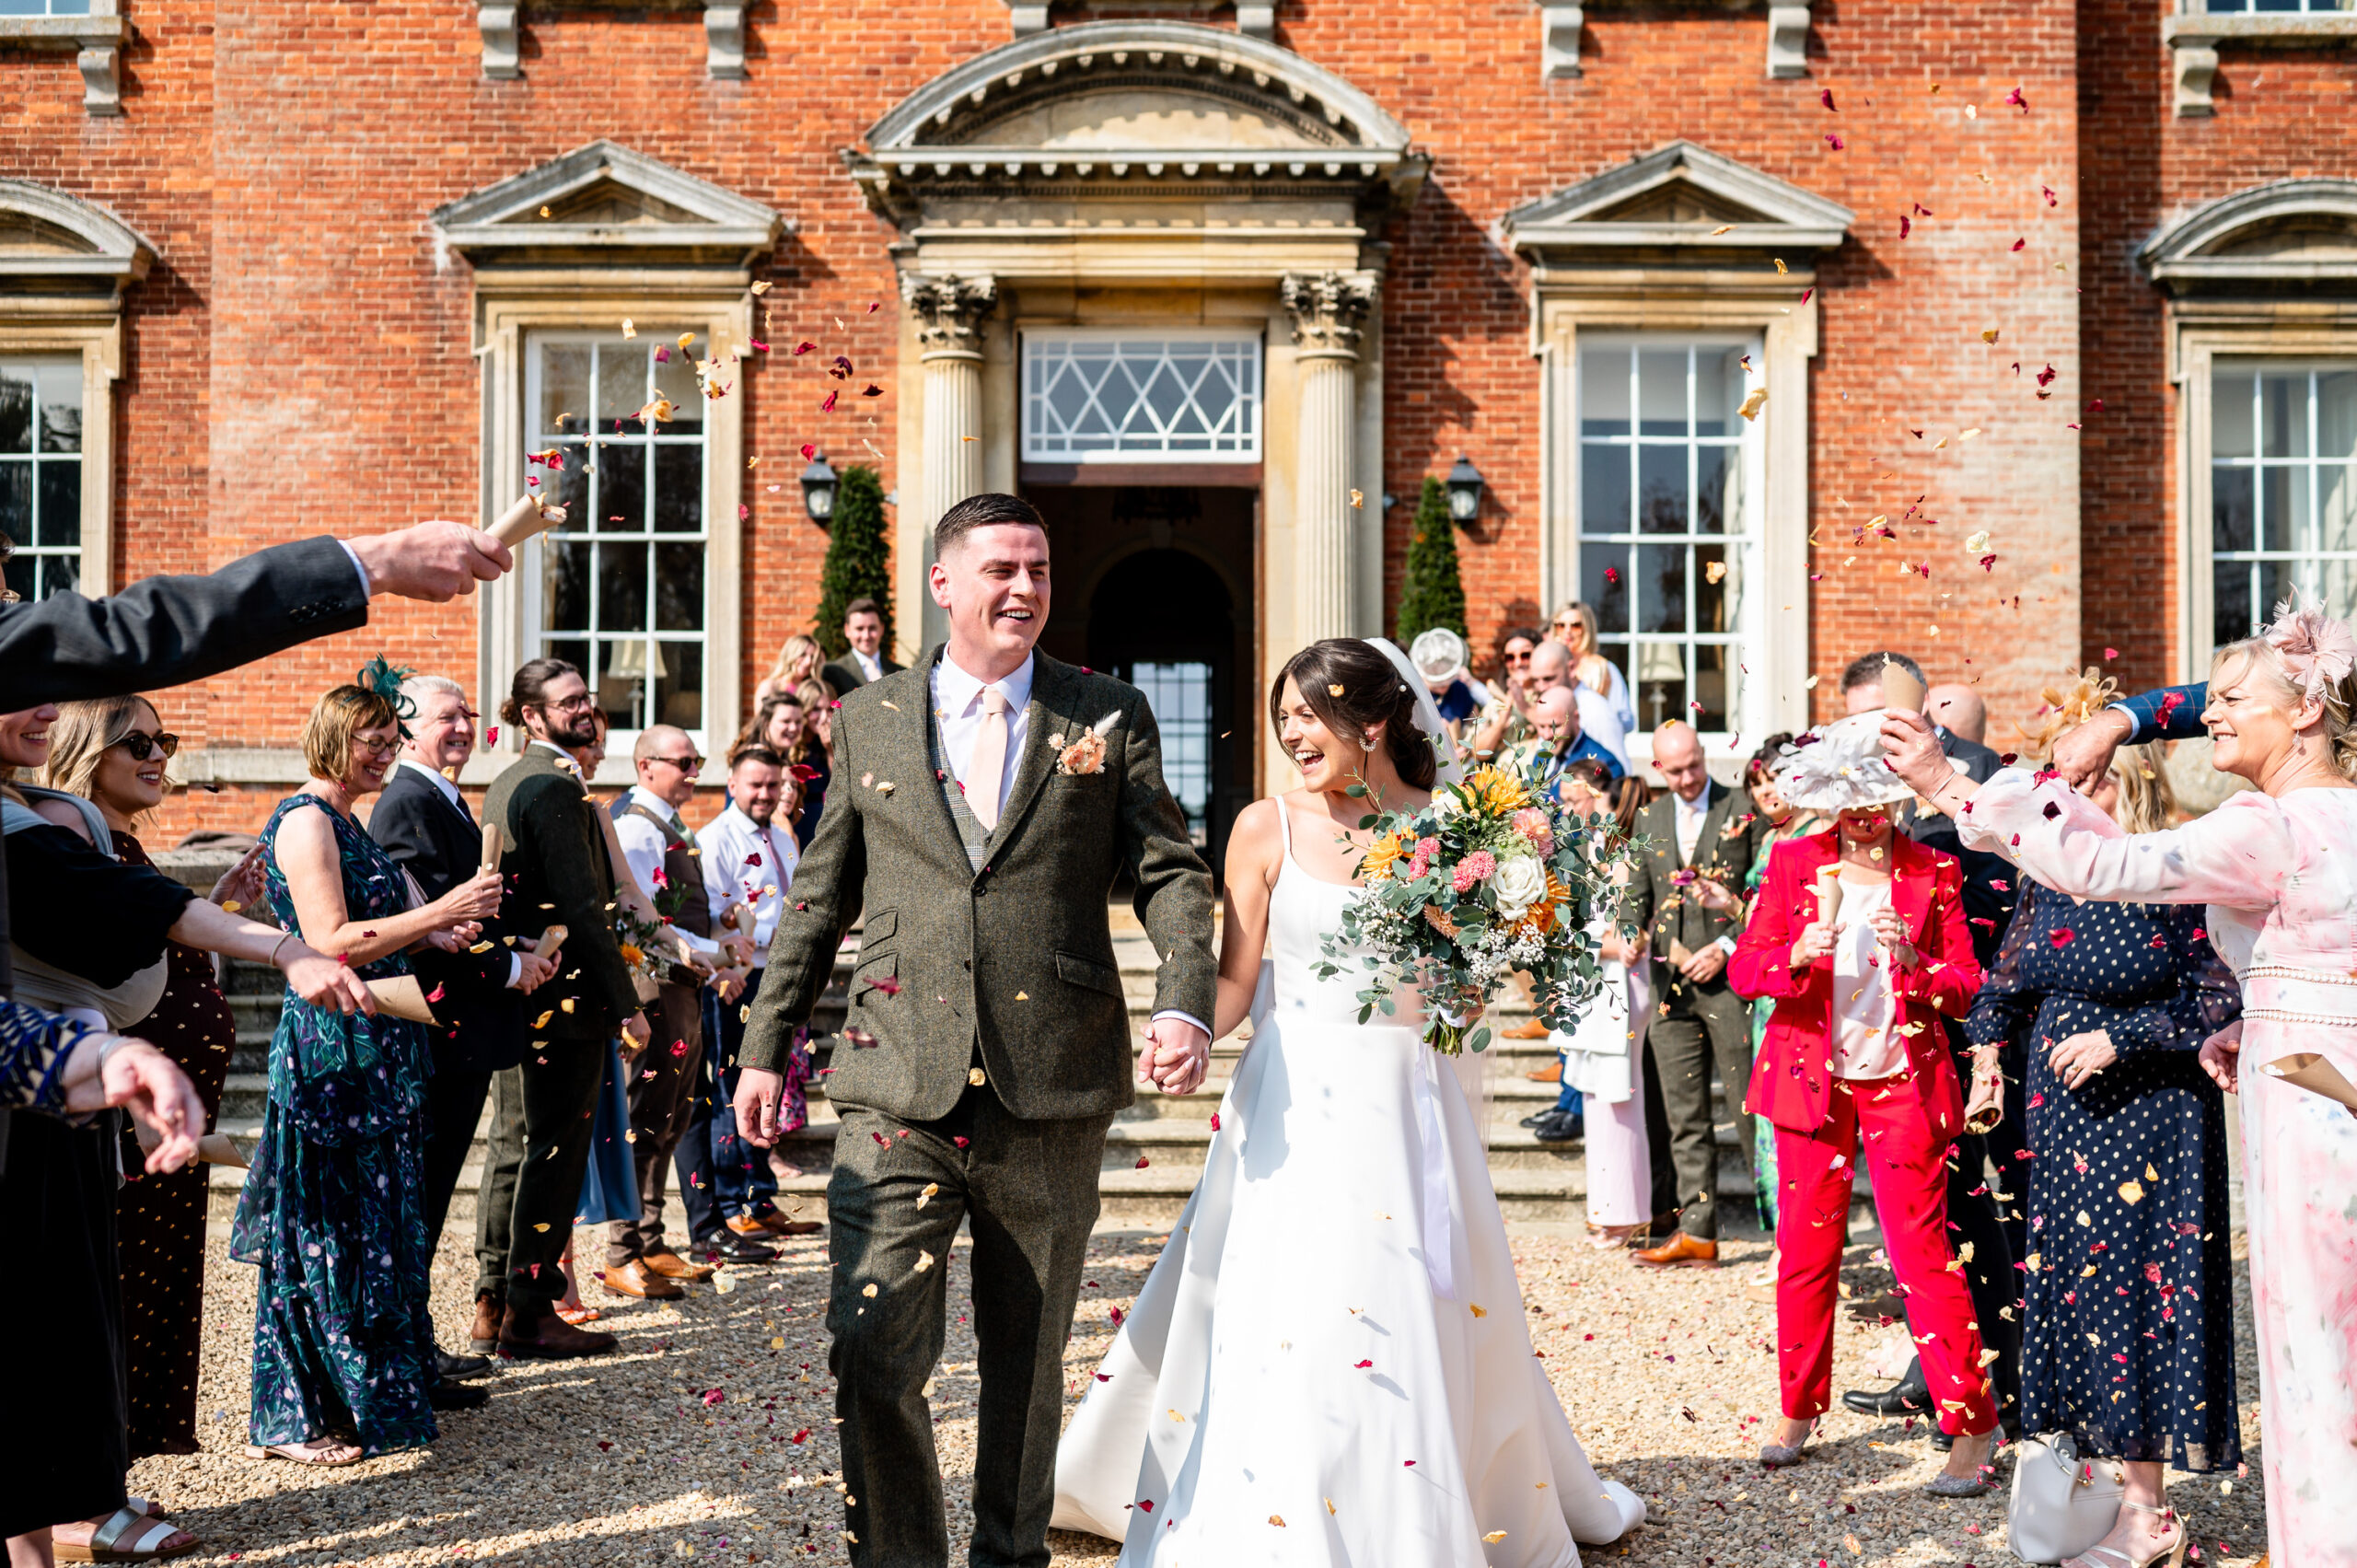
[347,520,514,602]
[2051,708,2135,793]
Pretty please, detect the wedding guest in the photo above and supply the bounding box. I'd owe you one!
[820,598,904,698]
[1505,684,1623,786]
[751,691,830,847]
[1407,627,1485,740]
[368,673,563,1393]
[1623,721,1765,1263]
[1881,599,2357,1567]
[1925,683,1988,746]
[1730,714,2001,1492]
[678,745,820,1245]
[475,659,644,1359]
[1964,743,2241,1568]
[1550,763,1655,1231]
[552,708,633,1329]
[605,725,739,1291]
[797,677,837,766]
[754,633,826,710]
[1,703,367,1554]
[1733,734,1829,1232]
[1548,600,1638,738]
[235,680,503,1463]
[1476,627,1542,756]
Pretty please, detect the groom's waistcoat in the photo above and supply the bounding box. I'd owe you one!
[739,646,1217,1122]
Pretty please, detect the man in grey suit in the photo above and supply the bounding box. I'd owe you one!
[733,494,1216,1568]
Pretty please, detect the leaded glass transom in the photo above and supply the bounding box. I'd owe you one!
[1022,331,1261,463]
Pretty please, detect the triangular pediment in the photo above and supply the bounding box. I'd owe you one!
[431,141,782,261]
[2141,179,2357,293]
[1503,142,1852,257]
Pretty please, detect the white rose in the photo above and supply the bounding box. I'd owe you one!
[1492,851,1547,922]
[1432,789,1466,819]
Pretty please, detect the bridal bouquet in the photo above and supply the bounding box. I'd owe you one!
[1314,762,1634,1055]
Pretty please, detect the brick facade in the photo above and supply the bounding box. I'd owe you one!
[3,0,2351,840]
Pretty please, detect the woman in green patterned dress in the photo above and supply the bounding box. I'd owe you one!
[233,683,504,1464]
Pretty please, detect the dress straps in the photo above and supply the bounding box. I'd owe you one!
[1275,793,1294,857]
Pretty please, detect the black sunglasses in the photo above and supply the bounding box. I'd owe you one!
[113,729,180,761]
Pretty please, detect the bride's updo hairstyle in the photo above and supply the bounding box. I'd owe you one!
[2208,633,2357,782]
[1270,639,1438,790]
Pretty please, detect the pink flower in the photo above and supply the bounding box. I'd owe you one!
[1510,807,1555,855]
[1406,835,1440,880]
[2264,594,2357,699]
[1452,851,1497,894]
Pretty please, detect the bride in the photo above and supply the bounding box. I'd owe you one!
[1052,638,1645,1564]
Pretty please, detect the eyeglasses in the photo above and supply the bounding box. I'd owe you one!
[112,729,180,761]
[539,693,596,714]
[352,735,400,759]
[1504,652,1534,666]
[655,753,705,772]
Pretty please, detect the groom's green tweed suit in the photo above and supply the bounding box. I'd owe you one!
[742,645,1214,1568]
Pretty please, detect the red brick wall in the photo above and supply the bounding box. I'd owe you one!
[5,0,2351,842]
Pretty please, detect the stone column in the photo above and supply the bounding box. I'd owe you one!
[1282,270,1378,645]
[902,273,1000,538]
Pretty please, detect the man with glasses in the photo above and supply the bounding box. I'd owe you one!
[606,724,764,1289]
[476,658,644,1357]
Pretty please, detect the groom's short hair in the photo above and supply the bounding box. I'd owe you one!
[936,493,1047,559]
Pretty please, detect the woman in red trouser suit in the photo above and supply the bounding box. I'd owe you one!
[1728,712,2004,1494]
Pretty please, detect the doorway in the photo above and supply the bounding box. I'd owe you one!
[1028,484,1257,874]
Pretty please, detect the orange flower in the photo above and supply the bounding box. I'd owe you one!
[619,942,645,966]
[1465,765,1530,815]
[1363,830,1408,883]
[1423,904,1460,939]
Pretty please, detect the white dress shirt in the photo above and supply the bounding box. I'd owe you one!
[1669,786,1736,958]
[612,784,720,958]
[699,802,796,957]
[932,650,1036,825]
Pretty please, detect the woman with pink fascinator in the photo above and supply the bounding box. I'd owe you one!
[1883,595,2357,1568]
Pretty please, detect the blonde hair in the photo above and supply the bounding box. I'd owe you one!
[2019,667,2124,760]
[2210,636,2357,782]
[300,685,400,783]
[1550,601,1599,653]
[37,695,160,816]
[758,635,825,705]
[2107,743,2177,833]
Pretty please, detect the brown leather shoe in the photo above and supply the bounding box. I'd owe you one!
[1502,1017,1551,1040]
[1524,1061,1564,1082]
[600,1259,685,1300]
[469,1290,505,1355]
[1631,1232,1720,1269]
[499,1303,620,1359]
[642,1249,715,1283]
[747,1209,824,1237]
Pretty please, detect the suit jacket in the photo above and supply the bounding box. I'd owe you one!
[1728,830,1983,1138]
[1620,781,1767,991]
[481,745,641,1043]
[742,645,1217,1121]
[0,536,368,997]
[1895,729,2012,969]
[821,652,903,700]
[371,763,529,1074]
[2121,683,2208,745]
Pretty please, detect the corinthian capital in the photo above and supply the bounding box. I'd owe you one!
[901,273,999,359]
[1281,271,1379,360]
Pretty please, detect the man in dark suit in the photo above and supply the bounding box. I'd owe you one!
[1835,651,2023,1435]
[819,596,903,698]
[731,494,1216,1568]
[371,673,567,1393]
[1625,719,1766,1267]
[474,658,644,1360]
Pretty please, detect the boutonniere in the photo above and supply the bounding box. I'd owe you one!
[1055,712,1120,777]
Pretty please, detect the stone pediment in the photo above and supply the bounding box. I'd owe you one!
[2140,179,2357,295]
[0,180,155,285]
[431,140,783,266]
[847,22,1424,227]
[1502,141,1852,261]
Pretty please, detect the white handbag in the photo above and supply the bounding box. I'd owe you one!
[2006,1433,2127,1564]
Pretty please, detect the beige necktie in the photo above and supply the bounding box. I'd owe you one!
[967,685,1011,831]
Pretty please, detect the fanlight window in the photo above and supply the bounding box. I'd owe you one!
[1022,331,1261,463]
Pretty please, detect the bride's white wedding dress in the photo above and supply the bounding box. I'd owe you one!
[1051,804,1645,1564]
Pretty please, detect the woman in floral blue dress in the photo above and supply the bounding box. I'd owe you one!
[232,681,503,1464]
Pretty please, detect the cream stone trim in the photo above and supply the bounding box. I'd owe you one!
[0,319,124,597]
[0,1,125,116]
[471,290,753,763]
[2163,4,2357,117]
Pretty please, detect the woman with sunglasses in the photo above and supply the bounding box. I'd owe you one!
[33,698,261,1473]
[1548,602,1638,738]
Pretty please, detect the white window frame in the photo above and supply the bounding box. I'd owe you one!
[1571,333,1767,745]
[475,295,749,788]
[2204,357,2357,647]
[2171,323,2357,677]
[1020,327,1262,464]
[0,326,122,598]
[0,354,89,599]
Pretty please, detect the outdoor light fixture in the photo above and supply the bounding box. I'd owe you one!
[1445,454,1485,524]
[800,453,839,525]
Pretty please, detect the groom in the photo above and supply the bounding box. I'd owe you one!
[732,492,1217,1567]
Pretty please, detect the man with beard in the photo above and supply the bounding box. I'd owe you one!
[472,658,649,1358]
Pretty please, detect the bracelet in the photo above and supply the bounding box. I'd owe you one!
[93,1031,135,1067]
[269,931,296,968]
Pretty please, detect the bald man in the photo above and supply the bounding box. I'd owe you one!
[1924,683,1986,746]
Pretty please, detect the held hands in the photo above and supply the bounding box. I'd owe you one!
[1868,904,1920,970]
[2199,1019,2242,1094]
[2048,1028,2119,1089]
[346,520,515,603]
[1138,1016,1212,1097]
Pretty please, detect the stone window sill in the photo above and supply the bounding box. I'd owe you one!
[2164,11,2357,117]
[0,13,126,116]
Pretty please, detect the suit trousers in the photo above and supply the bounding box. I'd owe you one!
[828,1091,1112,1568]
[678,981,780,1241]
[421,1064,492,1266]
[1643,971,1754,1239]
[474,1040,604,1318]
[607,980,704,1269]
[1772,1080,2000,1437]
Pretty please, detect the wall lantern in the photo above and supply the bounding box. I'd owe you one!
[1444,454,1484,524]
[800,453,839,525]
